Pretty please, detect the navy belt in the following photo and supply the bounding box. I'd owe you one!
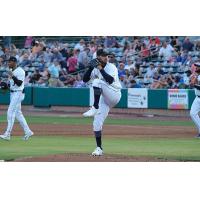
[10,89,25,93]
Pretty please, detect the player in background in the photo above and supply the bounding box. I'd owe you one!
[190,63,200,138]
[0,57,33,141]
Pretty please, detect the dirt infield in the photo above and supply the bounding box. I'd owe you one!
[0,106,195,161]
[14,153,176,162]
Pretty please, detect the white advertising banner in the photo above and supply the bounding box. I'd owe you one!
[168,89,188,109]
[128,88,148,108]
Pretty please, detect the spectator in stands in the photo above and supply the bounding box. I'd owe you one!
[104,36,116,48]
[73,74,85,88]
[108,53,118,66]
[149,38,159,58]
[24,37,33,49]
[77,47,90,70]
[170,36,181,51]
[37,66,50,86]
[159,41,174,61]
[156,63,165,75]
[140,43,150,61]
[2,36,11,49]
[74,39,85,51]
[59,43,69,59]
[182,37,194,52]
[129,79,142,88]
[48,60,64,87]
[144,63,156,83]
[119,75,127,88]
[124,59,135,71]
[118,62,126,77]
[20,53,32,69]
[29,69,42,84]
[67,50,78,73]
[51,48,63,62]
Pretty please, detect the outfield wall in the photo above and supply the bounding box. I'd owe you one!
[0,87,196,109]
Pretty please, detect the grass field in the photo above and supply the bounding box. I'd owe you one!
[0,115,194,126]
[0,115,199,161]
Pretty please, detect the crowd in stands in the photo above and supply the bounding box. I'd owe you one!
[0,36,200,89]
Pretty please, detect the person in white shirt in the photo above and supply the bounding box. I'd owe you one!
[0,57,33,141]
[190,64,200,138]
[74,39,85,52]
[159,42,174,61]
[82,49,122,156]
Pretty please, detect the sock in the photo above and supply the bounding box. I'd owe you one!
[93,87,101,109]
[94,131,102,149]
[95,136,102,149]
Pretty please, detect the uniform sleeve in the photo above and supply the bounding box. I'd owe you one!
[83,67,93,83]
[12,69,25,86]
[100,69,114,84]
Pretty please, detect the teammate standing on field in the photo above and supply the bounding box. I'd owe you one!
[83,49,122,156]
[190,63,200,138]
[0,57,34,141]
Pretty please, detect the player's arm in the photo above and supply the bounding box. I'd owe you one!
[99,69,114,84]
[7,71,23,86]
[83,67,93,83]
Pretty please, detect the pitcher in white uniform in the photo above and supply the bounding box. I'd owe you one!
[83,49,122,155]
[0,56,33,141]
[190,63,200,138]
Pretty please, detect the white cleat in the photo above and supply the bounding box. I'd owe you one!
[83,106,98,117]
[23,131,34,141]
[0,134,11,141]
[92,147,103,156]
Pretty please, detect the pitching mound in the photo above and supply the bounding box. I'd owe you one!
[14,153,176,162]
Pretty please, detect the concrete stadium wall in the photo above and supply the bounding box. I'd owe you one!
[0,87,196,109]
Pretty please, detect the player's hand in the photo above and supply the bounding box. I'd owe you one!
[97,64,103,70]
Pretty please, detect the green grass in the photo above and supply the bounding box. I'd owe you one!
[0,136,200,161]
[0,115,197,161]
[0,115,193,126]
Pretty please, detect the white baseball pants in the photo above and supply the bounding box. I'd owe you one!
[190,96,200,133]
[92,79,121,132]
[5,91,31,136]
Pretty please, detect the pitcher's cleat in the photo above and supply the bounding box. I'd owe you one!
[23,131,34,141]
[92,147,103,156]
[83,106,98,117]
[0,134,11,141]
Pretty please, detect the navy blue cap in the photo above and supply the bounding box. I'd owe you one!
[8,56,17,62]
[97,49,109,57]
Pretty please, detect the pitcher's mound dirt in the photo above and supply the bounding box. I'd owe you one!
[14,153,176,162]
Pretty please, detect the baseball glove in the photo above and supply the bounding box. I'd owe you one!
[88,58,101,69]
[0,81,9,90]
[194,84,200,90]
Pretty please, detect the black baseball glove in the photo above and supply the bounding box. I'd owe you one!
[194,84,200,90]
[88,58,101,69]
[0,81,9,90]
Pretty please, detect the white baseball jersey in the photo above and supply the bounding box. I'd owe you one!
[10,66,25,91]
[194,75,200,96]
[90,63,122,91]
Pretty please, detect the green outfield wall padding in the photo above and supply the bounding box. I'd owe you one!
[33,87,90,107]
[115,89,127,108]
[148,89,168,109]
[188,89,195,109]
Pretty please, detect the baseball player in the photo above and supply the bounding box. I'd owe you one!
[83,49,122,156]
[190,63,200,138]
[0,56,33,141]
